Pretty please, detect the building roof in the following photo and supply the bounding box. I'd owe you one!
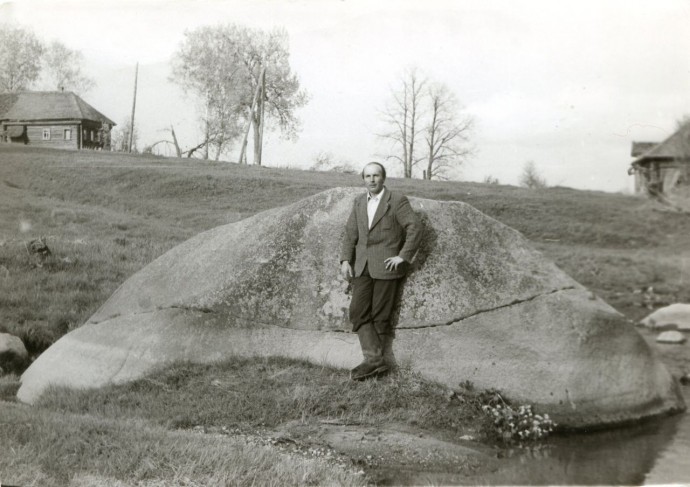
[630,142,657,157]
[632,121,690,166]
[0,93,19,117]
[0,91,115,126]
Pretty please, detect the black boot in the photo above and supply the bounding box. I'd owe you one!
[380,334,398,372]
[351,323,389,381]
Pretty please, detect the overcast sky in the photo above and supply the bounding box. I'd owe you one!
[2,0,690,191]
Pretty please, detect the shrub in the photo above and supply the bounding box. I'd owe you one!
[519,160,548,189]
[482,401,555,444]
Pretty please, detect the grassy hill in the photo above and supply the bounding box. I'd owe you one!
[1,145,689,486]
[2,144,688,357]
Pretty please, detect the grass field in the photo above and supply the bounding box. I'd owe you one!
[1,144,689,485]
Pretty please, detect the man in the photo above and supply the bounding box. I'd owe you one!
[340,162,423,381]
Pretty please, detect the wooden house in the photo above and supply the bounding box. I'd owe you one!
[630,122,690,194]
[0,91,115,150]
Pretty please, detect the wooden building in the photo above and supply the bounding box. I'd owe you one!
[0,91,115,150]
[630,122,690,194]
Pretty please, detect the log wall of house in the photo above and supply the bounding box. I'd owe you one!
[1,121,112,150]
[81,121,110,149]
[634,159,689,193]
[655,161,688,191]
[25,124,80,150]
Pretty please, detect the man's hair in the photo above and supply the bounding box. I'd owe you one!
[361,161,387,180]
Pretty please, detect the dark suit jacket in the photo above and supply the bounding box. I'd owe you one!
[340,188,423,280]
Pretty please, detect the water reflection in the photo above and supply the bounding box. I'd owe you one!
[644,410,690,484]
[472,407,688,485]
[468,331,690,486]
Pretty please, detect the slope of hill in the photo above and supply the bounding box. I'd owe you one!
[1,145,689,356]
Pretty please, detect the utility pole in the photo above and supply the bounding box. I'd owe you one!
[257,69,266,166]
[128,62,139,153]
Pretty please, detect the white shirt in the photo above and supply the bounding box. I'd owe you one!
[367,188,384,229]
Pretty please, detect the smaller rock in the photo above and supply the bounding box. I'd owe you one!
[656,331,687,344]
[680,374,690,386]
[0,333,29,373]
[26,237,51,267]
[642,303,690,330]
[26,238,51,256]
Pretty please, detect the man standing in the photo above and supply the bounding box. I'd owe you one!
[340,162,423,381]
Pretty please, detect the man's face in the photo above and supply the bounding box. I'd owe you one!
[362,164,385,195]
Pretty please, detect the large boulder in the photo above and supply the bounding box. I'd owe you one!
[18,188,685,427]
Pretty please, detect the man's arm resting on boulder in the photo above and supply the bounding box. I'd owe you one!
[384,255,405,271]
[340,202,358,280]
[340,260,353,279]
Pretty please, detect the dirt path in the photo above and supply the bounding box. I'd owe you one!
[261,420,501,485]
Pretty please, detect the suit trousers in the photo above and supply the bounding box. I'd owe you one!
[349,264,400,336]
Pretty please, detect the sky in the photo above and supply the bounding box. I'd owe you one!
[2,0,690,192]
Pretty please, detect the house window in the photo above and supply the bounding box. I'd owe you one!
[42,129,51,140]
[64,129,72,140]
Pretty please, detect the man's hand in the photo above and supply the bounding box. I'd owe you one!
[384,256,405,271]
[341,260,353,280]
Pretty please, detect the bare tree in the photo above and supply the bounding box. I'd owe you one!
[171,26,244,160]
[379,68,426,178]
[0,25,44,93]
[423,82,474,180]
[235,27,308,165]
[519,161,548,189]
[111,119,139,153]
[144,125,183,158]
[170,24,307,163]
[311,151,336,170]
[206,93,243,160]
[41,41,95,94]
[311,151,356,173]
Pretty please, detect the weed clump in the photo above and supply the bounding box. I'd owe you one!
[452,380,556,445]
[482,402,555,444]
[478,391,556,444]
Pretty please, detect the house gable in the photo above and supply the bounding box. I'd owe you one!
[630,122,690,194]
[632,122,690,165]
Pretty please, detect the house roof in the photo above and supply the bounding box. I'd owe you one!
[632,121,690,166]
[630,142,657,157]
[0,93,19,119]
[0,91,115,126]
